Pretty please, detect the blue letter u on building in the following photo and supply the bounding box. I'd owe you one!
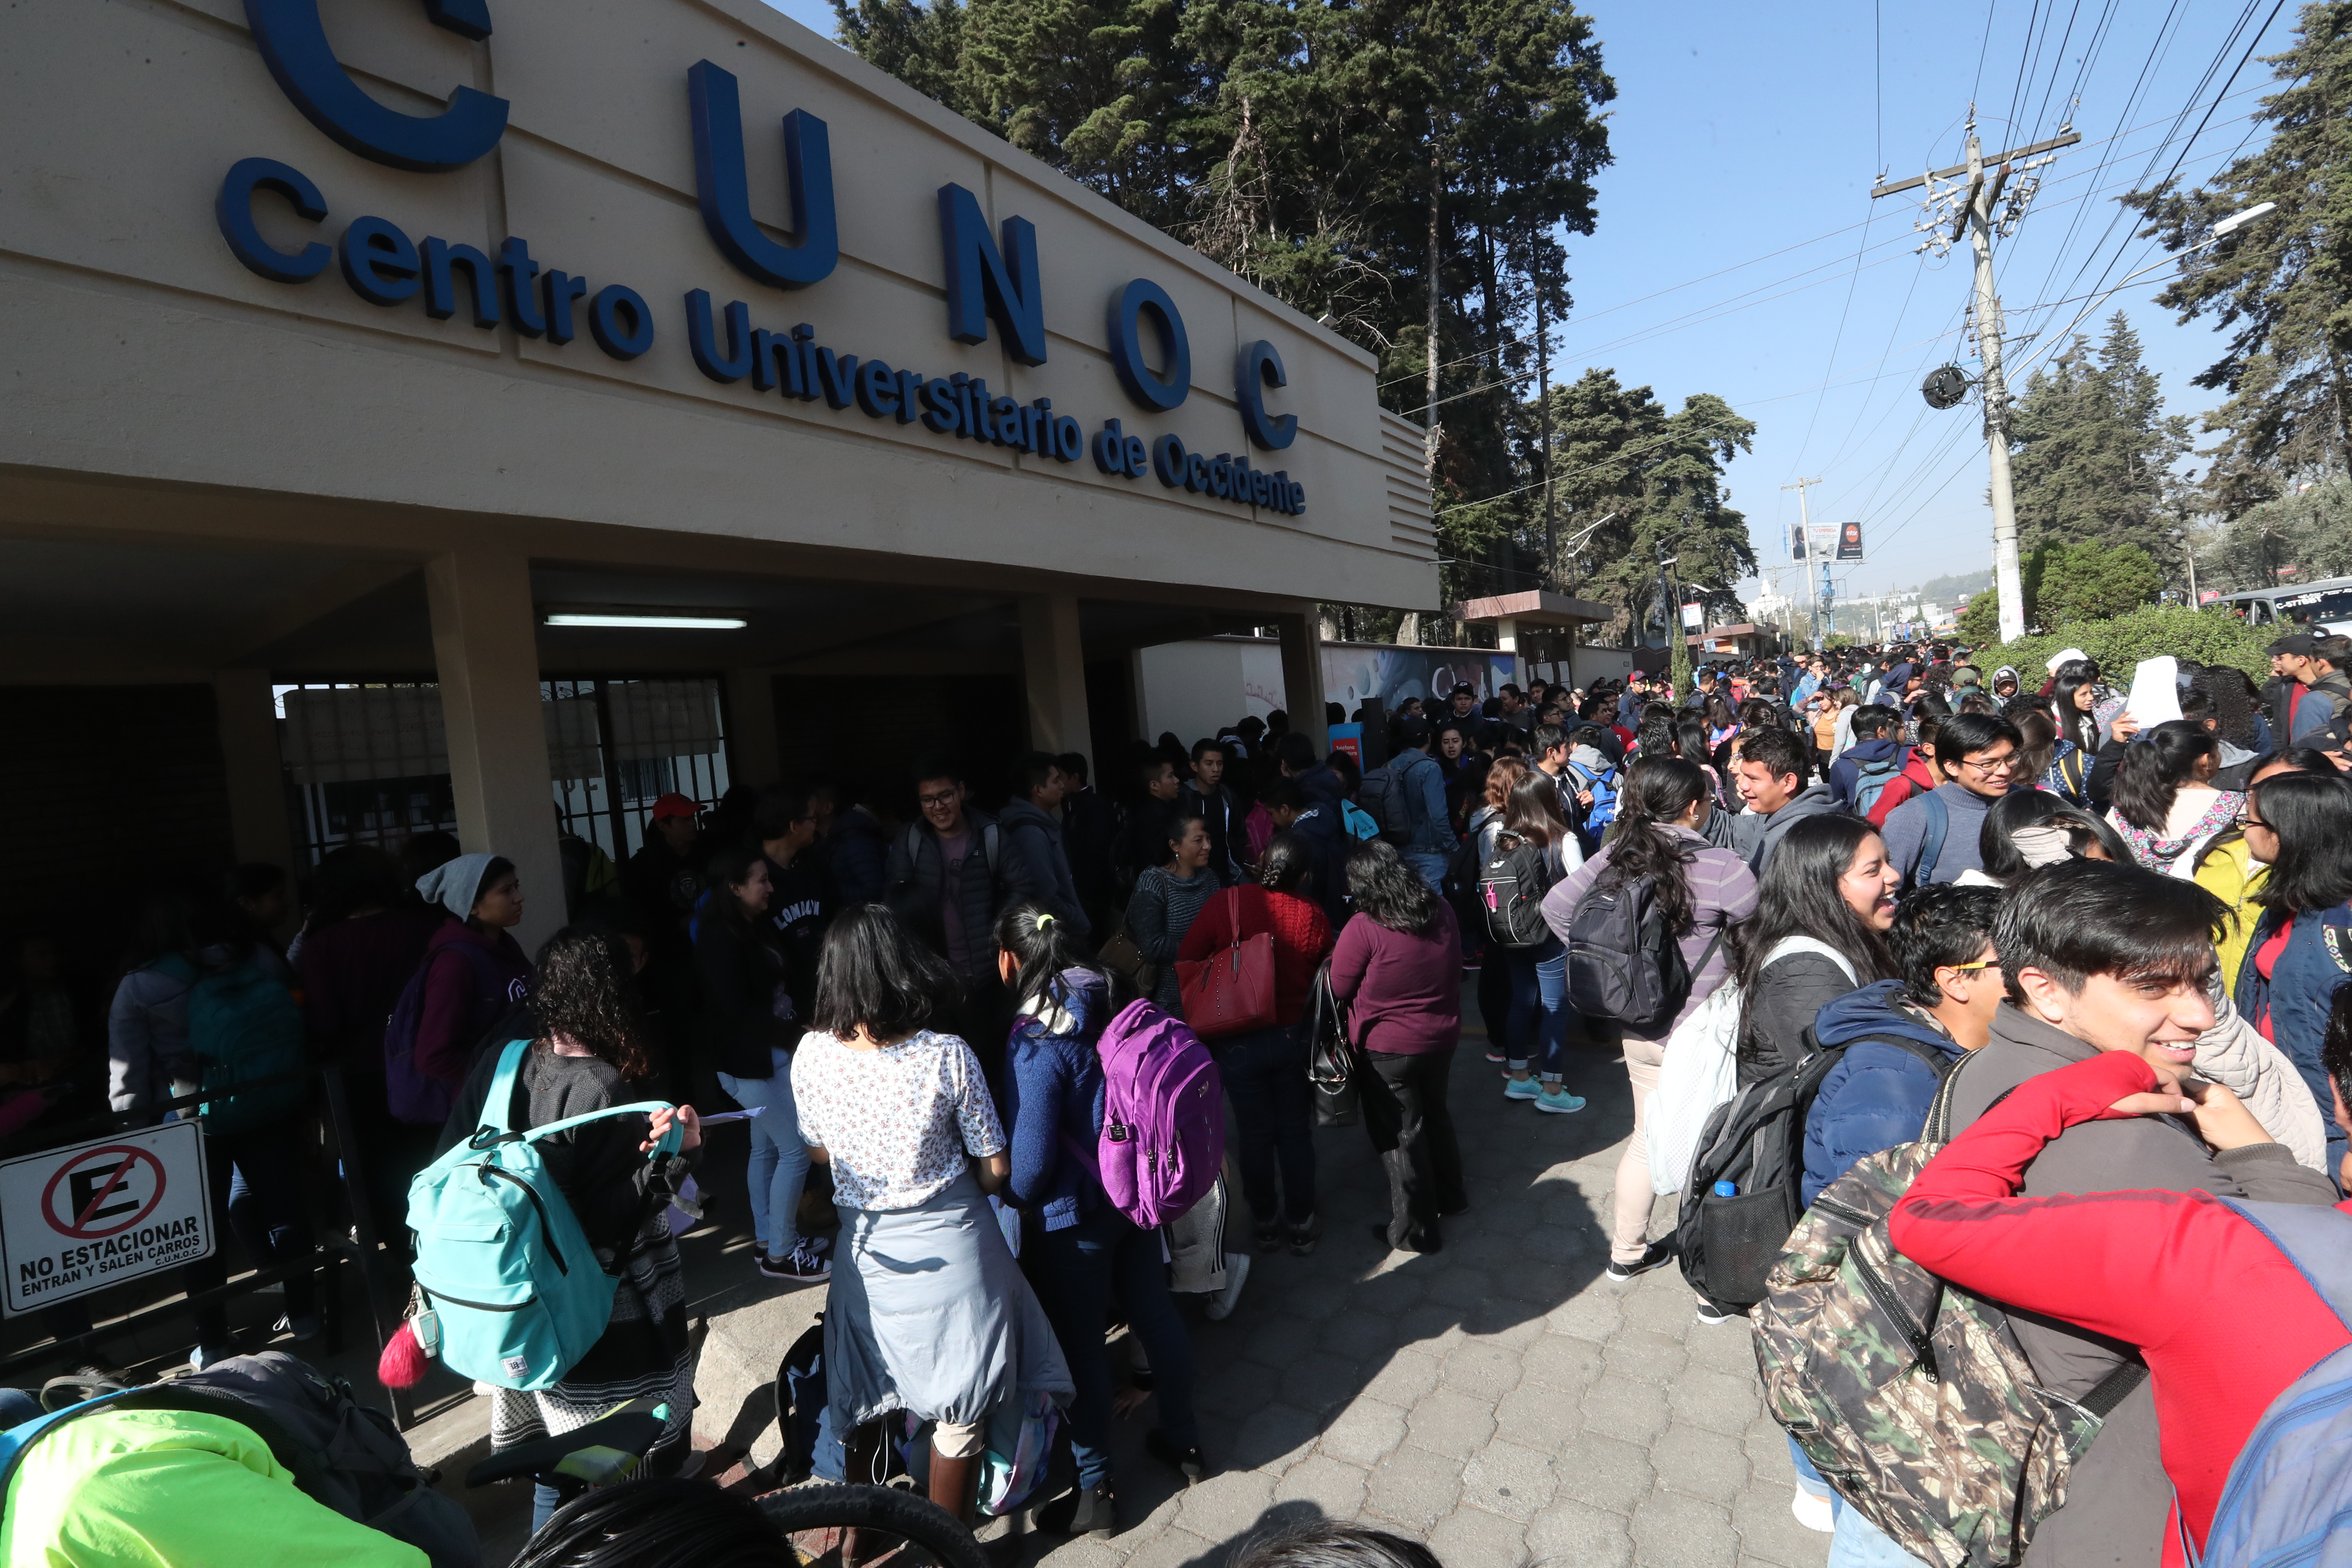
[686,60,838,290]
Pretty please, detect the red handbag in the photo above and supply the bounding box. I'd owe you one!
[1176,888,1280,1039]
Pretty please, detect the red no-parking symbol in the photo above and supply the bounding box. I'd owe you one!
[40,1144,168,1240]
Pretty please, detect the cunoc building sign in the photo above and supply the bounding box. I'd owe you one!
[217,0,1312,515]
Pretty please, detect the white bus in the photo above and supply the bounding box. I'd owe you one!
[2201,578,2352,635]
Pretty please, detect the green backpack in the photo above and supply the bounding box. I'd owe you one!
[151,952,305,1136]
[1751,1067,2143,1568]
[406,1041,678,1391]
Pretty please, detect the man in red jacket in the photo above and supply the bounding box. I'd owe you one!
[1890,1050,2352,1568]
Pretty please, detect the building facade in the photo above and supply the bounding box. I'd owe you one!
[0,0,1433,953]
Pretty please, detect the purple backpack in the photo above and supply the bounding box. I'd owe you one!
[382,941,515,1127]
[1065,1000,1224,1229]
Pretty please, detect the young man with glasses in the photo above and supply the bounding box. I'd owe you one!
[1920,859,2340,1568]
[1877,711,2023,887]
[882,757,1013,998]
[1799,884,2003,1208]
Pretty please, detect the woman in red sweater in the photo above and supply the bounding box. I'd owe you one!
[1176,834,1332,1255]
[1890,1050,2352,1567]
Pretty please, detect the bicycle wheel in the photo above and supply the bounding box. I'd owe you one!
[757,1482,989,1568]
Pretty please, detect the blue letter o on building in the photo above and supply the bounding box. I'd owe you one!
[1108,279,1190,413]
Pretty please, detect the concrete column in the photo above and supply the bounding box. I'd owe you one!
[1018,593,1093,763]
[1492,616,1525,690]
[1273,607,1328,754]
[425,552,565,955]
[211,670,301,932]
[724,667,781,787]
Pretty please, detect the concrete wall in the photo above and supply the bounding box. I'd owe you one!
[0,0,1432,611]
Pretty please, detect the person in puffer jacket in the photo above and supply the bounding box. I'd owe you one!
[1800,884,2004,1207]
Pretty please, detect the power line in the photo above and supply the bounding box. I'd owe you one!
[1373,77,2272,397]
[1972,0,2002,105]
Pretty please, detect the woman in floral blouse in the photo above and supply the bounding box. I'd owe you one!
[791,904,1071,1523]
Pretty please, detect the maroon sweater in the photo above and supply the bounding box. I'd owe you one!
[414,918,533,1089]
[1329,901,1462,1055]
[297,906,440,1079]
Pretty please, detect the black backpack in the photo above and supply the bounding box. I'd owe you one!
[1357,760,1421,845]
[1675,1026,1951,1312]
[772,1316,828,1484]
[1564,874,1700,1032]
[1477,834,1556,948]
[2,1353,479,1568]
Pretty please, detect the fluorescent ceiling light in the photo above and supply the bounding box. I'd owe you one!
[542,609,748,630]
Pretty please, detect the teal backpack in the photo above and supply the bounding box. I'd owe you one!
[151,952,305,1136]
[405,1041,679,1391]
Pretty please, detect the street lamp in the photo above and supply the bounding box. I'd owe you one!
[2006,202,2280,384]
[1556,512,1617,593]
[2172,527,2200,606]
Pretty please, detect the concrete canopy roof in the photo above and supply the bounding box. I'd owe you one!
[1450,590,1616,628]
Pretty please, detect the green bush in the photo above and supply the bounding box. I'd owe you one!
[1966,604,2272,682]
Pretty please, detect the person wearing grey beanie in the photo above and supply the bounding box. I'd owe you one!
[402,850,531,1127]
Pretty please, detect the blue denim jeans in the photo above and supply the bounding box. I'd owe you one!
[1034,1205,1200,1490]
[719,1047,808,1257]
[1216,1021,1316,1225]
[1790,1433,1836,1504]
[1403,850,1449,895]
[0,1386,38,1426]
[1829,1504,1929,1568]
[1505,936,1570,1080]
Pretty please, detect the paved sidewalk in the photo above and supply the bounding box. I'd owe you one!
[1018,1028,1832,1568]
[0,1012,1830,1568]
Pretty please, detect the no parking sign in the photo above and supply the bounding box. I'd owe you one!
[0,1122,212,1315]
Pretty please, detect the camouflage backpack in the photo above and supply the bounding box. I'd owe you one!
[1751,1066,2143,1568]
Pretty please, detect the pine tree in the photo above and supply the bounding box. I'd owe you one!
[2009,314,2193,555]
[2123,0,2352,474]
[833,0,1628,635]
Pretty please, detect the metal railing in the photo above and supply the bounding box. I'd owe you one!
[0,1062,416,1426]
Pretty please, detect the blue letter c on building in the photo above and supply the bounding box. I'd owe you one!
[244,0,510,172]
[1237,340,1298,451]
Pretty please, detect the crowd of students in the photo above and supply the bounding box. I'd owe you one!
[8,633,2352,1566]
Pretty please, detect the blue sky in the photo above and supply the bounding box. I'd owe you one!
[761,0,2296,605]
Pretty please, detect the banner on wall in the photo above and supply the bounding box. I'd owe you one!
[1320,646,1517,714]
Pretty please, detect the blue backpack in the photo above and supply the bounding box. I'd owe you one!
[405,1041,678,1391]
[1565,759,1620,840]
[1909,791,1951,888]
[2184,1200,2352,1566]
[151,952,305,1136]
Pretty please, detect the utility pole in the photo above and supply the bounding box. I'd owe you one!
[1875,113,2079,646]
[1535,248,1556,588]
[1782,476,1821,650]
[1424,132,1443,482]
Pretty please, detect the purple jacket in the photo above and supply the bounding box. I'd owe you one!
[1540,825,1758,1036]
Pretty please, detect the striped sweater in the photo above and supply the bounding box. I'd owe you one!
[1540,825,1759,1037]
[1126,865,1221,1014]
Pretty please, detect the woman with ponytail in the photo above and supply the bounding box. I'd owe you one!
[994,902,1201,1536]
[1540,758,1757,1282]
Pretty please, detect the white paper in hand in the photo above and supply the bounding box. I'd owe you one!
[2125,656,2183,727]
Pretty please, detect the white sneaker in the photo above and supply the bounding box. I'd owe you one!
[1204,1252,1251,1321]
[1791,1490,1836,1533]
